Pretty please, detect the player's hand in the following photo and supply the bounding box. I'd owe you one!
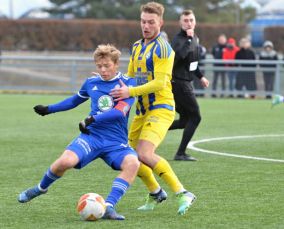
[110,80,130,101]
[34,105,49,116]
[79,116,94,135]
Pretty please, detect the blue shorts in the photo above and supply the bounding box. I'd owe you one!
[66,133,137,170]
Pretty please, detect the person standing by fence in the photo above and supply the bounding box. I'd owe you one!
[235,38,257,98]
[211,34,227,97]
[259,40,278,99]
[222,37,239,97]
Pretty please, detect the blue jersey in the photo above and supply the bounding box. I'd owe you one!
[78,72,135,147]
[48,72,135,151]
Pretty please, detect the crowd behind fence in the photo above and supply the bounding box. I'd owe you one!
[0,55,283,98]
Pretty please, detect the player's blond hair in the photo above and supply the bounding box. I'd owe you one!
[93,44,121,64]
[140,2,164,19]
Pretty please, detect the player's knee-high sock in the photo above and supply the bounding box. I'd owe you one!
[138,163,160,193]
[39,168,61,191]
[153,158,185,193]
[105,178,129,207]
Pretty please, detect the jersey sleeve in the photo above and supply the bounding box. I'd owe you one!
[48,94,87,113]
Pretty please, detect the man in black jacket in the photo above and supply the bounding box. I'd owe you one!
[211,34,227,97]
[169,9,209,161]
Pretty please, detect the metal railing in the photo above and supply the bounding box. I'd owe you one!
[0,55,283,97]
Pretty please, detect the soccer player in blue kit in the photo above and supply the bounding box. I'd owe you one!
[17,44,140,220]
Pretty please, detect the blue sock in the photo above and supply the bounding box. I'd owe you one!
[105,178,129,207]
[39,168,61,191]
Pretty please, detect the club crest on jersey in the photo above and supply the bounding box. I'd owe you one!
[98,95,114,112]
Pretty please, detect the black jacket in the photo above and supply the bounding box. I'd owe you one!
[171,29,203,82]
[235,48,256,67]
[212,43,226,66]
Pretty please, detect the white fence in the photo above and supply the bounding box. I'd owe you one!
[0,55,283,98]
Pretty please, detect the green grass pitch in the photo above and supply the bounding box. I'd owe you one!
[1,94,283,229]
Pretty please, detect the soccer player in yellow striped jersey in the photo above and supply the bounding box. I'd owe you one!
[127,35,175,113]
[110,2,196,215]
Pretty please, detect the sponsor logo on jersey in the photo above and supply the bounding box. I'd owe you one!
[98,95,114,112]
[92,86,98,91]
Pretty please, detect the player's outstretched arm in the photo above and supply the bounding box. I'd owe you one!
[34,94,88,117]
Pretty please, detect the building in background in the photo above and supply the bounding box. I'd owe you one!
[250,0,284,47]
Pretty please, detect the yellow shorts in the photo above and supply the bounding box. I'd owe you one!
[129,108,175,148]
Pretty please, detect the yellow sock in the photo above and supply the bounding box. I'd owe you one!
[138,163,160,193]
[153,158,184,193]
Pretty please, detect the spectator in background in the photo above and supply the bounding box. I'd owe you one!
[211,34,227,97]
[235,38,257,98]
[222,37,239,97]
[193,38,207,97]
[259,40,278,99]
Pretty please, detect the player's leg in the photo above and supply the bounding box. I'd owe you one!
[102,150,140,220]
[129,115,167,209]
[18,150,79,203]
[135,140,168,210]
[137,109,197,214]
[18,134,96,203]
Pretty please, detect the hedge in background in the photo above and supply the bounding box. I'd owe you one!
[0,19,248,51]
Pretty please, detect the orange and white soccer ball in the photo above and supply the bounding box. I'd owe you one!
[77,193,106,221]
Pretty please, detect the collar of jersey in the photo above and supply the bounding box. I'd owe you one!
[141,33,160,47]
[98,72,122,81]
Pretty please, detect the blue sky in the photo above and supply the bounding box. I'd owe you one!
[0,0,51,18]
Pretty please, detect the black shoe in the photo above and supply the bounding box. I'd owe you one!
[174,154,197,161]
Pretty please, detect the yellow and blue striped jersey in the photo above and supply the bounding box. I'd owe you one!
[127,34,175,115]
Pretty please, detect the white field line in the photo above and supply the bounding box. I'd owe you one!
[187,134,284,163]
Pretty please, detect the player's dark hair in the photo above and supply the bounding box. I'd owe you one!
[181,9,194,16]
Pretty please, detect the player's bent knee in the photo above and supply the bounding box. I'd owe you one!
[122,155,140,174]
[52,150,79,172]
[138,153,155,165]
